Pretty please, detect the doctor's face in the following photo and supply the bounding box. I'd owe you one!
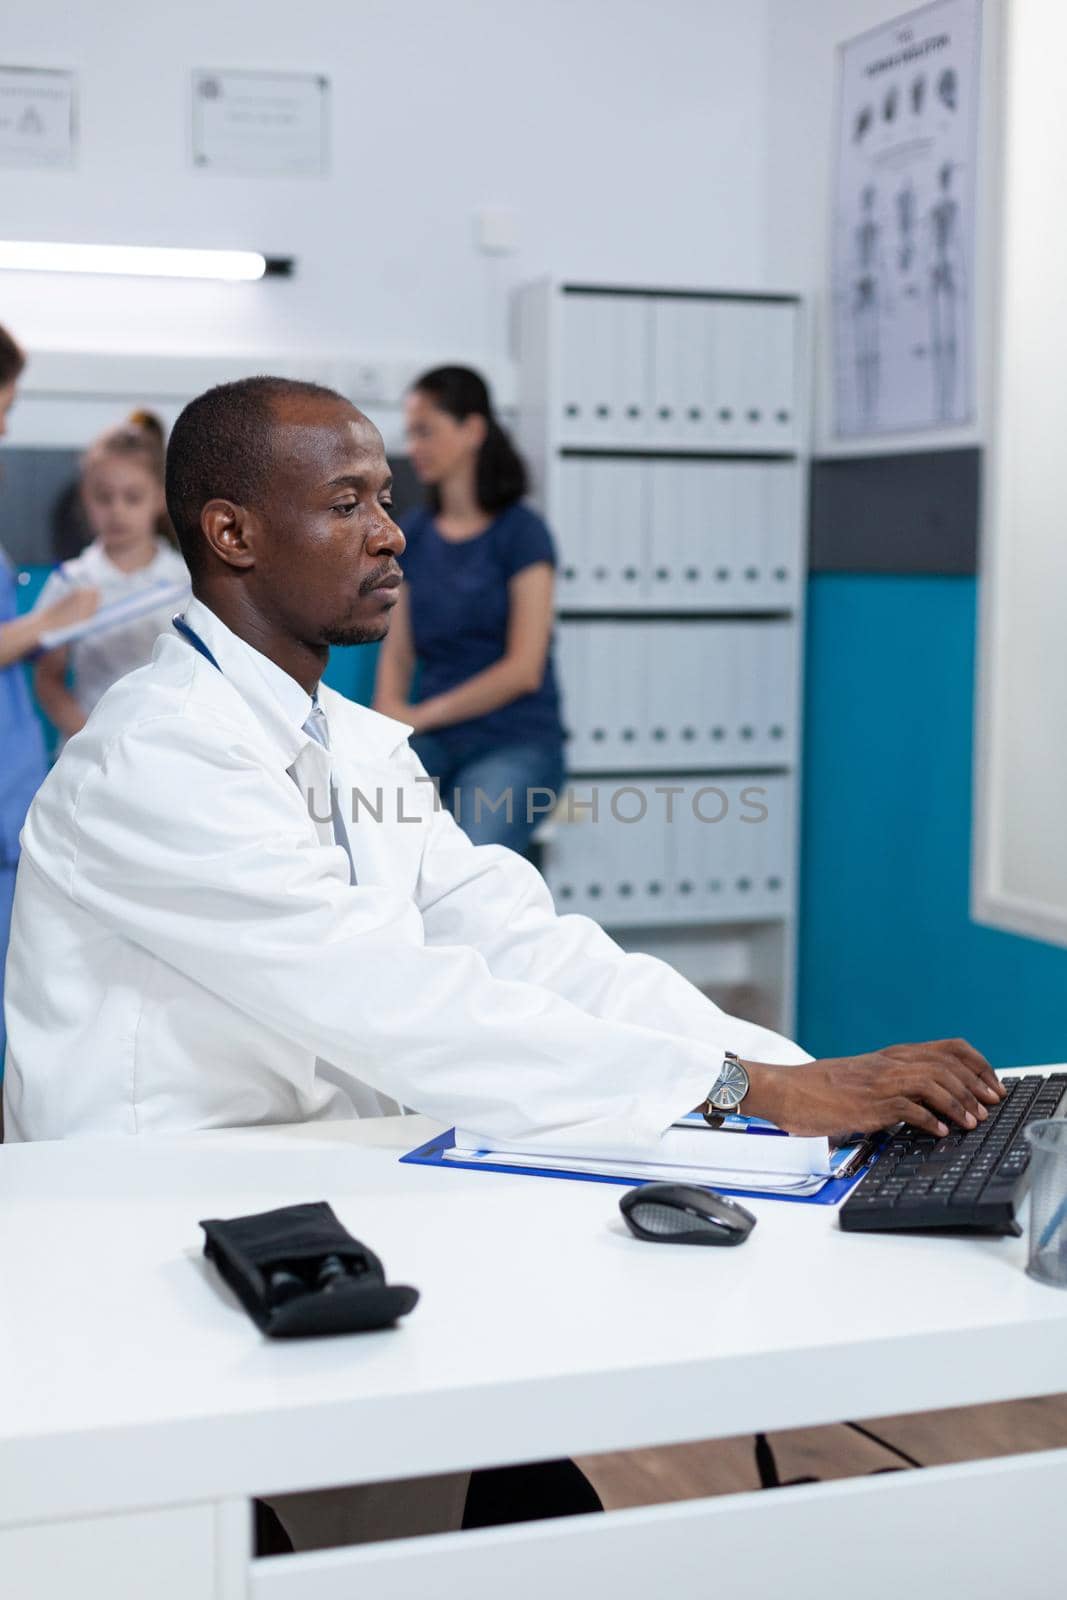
[253,396,406,648]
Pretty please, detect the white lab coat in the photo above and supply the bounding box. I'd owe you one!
[2,598,809,1147]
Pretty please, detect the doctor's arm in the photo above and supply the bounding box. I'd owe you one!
[411,750,808,1065]
[55,716,724,1153]
[411,758,1003,1137]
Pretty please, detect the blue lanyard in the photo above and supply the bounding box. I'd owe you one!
[172,614,222,672]
[171,612,353,882]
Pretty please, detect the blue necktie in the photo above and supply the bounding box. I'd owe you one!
[301,702,357,885]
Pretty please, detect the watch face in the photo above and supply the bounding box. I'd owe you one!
[712,1058,750,1111]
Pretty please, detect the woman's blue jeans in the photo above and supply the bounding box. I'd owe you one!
[410,733,566,855]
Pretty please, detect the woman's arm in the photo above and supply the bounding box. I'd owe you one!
[410,562,555,734]
[372,583,418,721]
[0,587,99,669]
[34,645,87,738]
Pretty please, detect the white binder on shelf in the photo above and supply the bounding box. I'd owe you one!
[545,785,611,920]
[620,457,649,606]
[666,778,710,921]
[614,619,647,768]
[583,456,614,604]
[594,620,626,767]
[725,772,789,917]
[768,623,795,764]
[556,622,588,769]
[555,457,588,604]
[702,776,748,920]
[709,301,745,449]
[764,302,798,447]
[740,621,793,765]
[545,778,671,926]
[621,780,668,923]
[649,298,711,449]
[685,623,716,768]
[731,623,762,764]
[674,460,709,610]
[649,298,681,449]
[749,466,774,608]
[588,457,645,607]
[766,462,801,607]
[607,782,658,924]
[640,622,673,767]
[734,302,774,448]
[610,295,651,447]
[558,294,592,443]
[563,294,618,445]
[585,621,615,769]
[687,299,718,449]
[701,463,737,609]
[728,464,760,606]
[751,773,792,916]
[693,623,736,768]
[646,461,678,607]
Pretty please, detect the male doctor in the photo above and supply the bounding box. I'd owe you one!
[3,375,1001,1147]
[2,376,1003,1551]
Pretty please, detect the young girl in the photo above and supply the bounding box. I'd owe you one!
[33,412,190,741]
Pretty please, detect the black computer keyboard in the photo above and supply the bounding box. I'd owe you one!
[840,1073,1067,1234]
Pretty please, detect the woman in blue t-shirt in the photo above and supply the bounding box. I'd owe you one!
[374,366,565,852]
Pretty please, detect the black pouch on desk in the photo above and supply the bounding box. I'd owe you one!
[200,1201,419,1339]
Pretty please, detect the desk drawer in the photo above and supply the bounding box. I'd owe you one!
[249,1446,1067,1600]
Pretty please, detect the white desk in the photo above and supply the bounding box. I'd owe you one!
[2,1109,1066,1600]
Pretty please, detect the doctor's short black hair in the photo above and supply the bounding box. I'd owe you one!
[165,375,346,576]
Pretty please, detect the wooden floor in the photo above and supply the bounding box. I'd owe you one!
[577,1395,1067,1508]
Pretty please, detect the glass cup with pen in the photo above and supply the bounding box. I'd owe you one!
[1025,1119,1067,1288]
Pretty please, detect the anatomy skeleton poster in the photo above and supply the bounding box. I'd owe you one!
[832,0,981,436]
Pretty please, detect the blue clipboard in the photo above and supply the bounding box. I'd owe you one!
[400,1129,883,1207]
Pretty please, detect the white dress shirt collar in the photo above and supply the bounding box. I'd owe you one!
[175,596,413,766]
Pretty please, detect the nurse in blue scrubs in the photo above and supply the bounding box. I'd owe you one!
[0,324,97,1066]
[373,366,565,854]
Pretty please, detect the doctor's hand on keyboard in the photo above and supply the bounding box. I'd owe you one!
[739,1039,1006,1139]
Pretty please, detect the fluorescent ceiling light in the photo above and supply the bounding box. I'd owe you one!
[0,241,285,281]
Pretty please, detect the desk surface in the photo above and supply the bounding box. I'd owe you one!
[2,1107,1066,1527]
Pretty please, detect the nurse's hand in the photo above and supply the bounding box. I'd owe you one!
[742,1038,1006,1138]
[41,585,100,634]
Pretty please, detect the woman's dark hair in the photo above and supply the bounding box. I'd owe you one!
[0,322,26,386]
[413,365,527,513]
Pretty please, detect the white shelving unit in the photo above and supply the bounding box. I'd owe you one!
[515,280,807,1035]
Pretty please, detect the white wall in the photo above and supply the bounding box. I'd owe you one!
[972,0,1067,946]
[1,0,773,385]
[764,0,1004,456]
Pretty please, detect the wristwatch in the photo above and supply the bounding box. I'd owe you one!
[700,1052,751,1128]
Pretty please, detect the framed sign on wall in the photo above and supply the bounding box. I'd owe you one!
[191,70,329,177]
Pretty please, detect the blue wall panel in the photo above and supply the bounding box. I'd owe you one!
[321,640,380,706]
[798,574,1067,1069]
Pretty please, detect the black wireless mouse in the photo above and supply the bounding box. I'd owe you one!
[619,1182,757,1246]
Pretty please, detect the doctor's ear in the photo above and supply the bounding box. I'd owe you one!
[201,499,257,570]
